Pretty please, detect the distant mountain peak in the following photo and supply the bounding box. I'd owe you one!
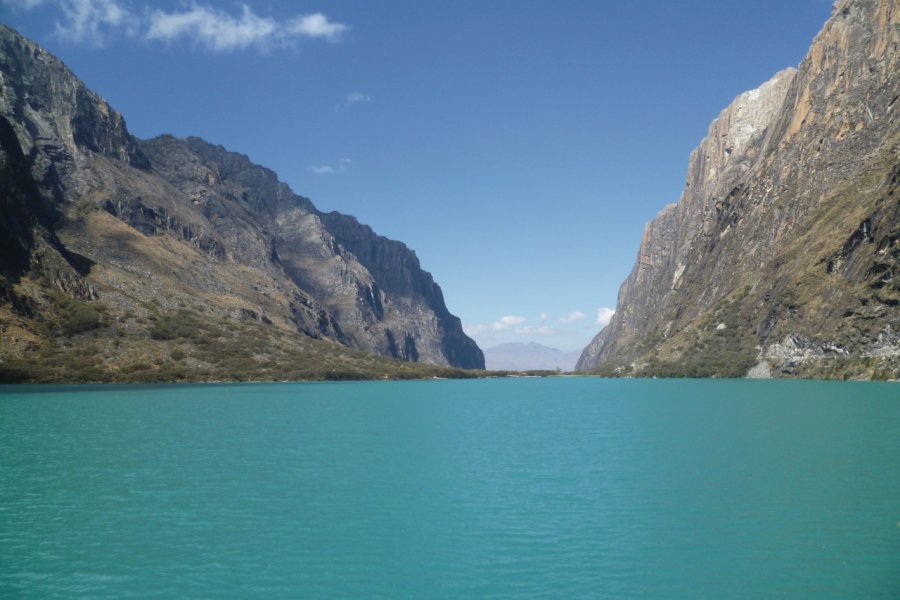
[485,342,581,371]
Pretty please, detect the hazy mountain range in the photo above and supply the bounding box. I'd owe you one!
[484,343,581,372]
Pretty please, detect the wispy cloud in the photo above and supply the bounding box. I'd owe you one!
[492,315,526,331]
[308,158,351,175]
[146,5,347,52]
[285,13,347,42]
[145,4,277,51]
[464,315,526,335]
[53,0,135,45]
[464,315,557,337]
[10,0,348,52]
[335,91,371,112]
[596,307,615,327]
[559,311,584,324]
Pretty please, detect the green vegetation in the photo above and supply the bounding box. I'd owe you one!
[48,293,104,336]
[590,293,759,379]
[643,298,758,378]
[791,355,900,381]
[148,309,210,340]
[1,303,556,384]
[2,290,894,385]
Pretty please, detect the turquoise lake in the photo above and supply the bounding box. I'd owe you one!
[1,378,899,598]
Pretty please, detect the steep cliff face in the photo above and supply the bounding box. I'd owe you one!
[0,24,483,379]
[138,135,483,368]
[577,68,797,371]
[318,211,484,368]
[578,0,899,379]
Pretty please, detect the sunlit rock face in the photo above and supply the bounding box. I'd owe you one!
[578,0,900,379]
[0,24,484,370]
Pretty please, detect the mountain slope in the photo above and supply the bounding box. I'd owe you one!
[578,0,899,380]
[0,24,483,382]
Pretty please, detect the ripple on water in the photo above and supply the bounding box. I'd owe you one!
[1,379,899,598]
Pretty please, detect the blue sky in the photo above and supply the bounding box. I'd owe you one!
[2,0,832,351]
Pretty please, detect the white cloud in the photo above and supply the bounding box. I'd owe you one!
[145,5,278,52]
[596,307,615,327]
[285,13,347,42]
[464,314,527,336]
[53,0,134,45]
[146,4,340,52]
[539,313,549,321]
[19,0,348,52]
[308,158,351,175]
[492,315,526,331]
[465,315,561,337]
[336,91,371,111]
[559,311,585,324]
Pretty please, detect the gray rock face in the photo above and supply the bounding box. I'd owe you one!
[578,0,900,379]
[137,135,483,368]
[318,212,484,368]
[577,70,796,371]
[0,24,483,370]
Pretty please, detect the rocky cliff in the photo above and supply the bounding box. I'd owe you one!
[578,0,899,380]
[0,24,483,382]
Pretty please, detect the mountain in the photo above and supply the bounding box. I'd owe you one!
[0,24,483,382]
[578,0,899,380]
[483,342,581,371]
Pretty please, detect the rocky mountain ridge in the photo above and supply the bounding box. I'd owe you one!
[578,0,899,380]
[0,24,483,382]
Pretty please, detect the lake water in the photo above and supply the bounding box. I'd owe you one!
[1,378,898,598]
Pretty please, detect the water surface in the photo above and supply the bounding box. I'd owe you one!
[1,378,898,598]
